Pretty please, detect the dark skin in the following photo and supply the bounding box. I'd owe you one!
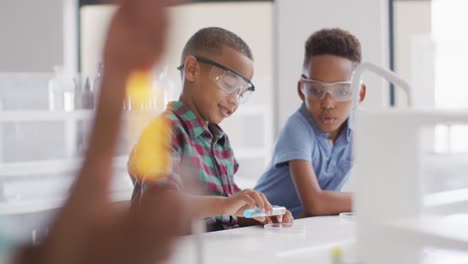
[292,55,366,217]
[180,47,253,125]
[176,47,293,225]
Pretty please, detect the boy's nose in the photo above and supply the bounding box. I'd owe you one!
[227,92,240,105]
[228,93,239,104]
[320,93,335,109]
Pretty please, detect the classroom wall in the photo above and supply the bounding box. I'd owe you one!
[0,0,63,72]
[0,0,78,73]
[80,2,273,106]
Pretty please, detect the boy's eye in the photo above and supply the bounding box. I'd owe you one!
[308,87,325,96]
[220,75,239,91]
[221,80,237,92]
[336,89,351,96]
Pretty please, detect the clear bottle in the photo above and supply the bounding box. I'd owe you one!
[80,77,94,109]
[92,62,103,108]
[48,66,64,111]
[73,76,82,109]
[48,66,75,111]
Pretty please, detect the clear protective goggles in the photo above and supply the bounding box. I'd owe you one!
[300,74,353,102]
[178,56,255,103]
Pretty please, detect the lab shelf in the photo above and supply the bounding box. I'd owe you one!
[0,155,129,178]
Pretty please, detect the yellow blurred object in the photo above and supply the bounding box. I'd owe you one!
[126,70,172,181]
[330,246,343,260]
[126,71,152,108]
[128,115,172,181]
[125,70,166,110]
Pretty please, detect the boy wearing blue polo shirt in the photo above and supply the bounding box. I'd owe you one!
[255,28,366,218]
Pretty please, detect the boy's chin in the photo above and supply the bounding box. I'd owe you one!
[208,116,224,125]
[317,123,342,134]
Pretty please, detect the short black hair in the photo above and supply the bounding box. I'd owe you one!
[181,27,253,65]
[303,28,362,68]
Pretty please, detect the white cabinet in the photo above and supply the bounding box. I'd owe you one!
[0,73,132,214]
[0,109,133,214]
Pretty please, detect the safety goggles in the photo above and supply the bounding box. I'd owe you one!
[300,74,353,102]
[178,56,255,103]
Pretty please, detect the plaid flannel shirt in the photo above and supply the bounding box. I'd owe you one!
[129,101,242,231]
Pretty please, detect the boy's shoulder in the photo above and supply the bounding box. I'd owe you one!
[160,108,187,137]
[162,108,181,123]
[160,104,205,143]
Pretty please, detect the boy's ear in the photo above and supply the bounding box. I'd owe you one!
[359,83,367,103]
[183,56,199,82]
[297,81,305,101]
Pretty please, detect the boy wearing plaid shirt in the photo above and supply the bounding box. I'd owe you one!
[129,27,293,231]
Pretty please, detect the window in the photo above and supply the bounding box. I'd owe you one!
[393,0,468,153]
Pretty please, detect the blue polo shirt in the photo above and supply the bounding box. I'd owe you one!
[255,103,353,218]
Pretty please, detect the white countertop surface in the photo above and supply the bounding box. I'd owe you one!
[168,216,356,264]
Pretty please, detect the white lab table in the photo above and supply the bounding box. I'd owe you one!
[167,214,468,264]
[169,216,356,264]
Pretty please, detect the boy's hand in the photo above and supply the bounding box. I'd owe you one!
[263,209,294,224]
[222,189,273,221]
[237,209,294,227]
